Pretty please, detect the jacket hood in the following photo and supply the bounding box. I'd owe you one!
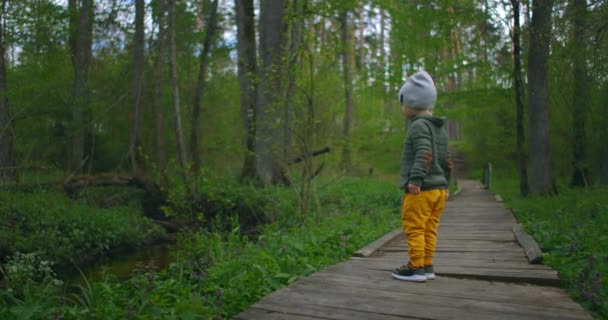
[411,114,445,127]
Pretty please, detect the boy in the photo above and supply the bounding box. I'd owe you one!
[392,70,452,282]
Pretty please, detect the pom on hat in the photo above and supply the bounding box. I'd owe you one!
[398,71,437,110]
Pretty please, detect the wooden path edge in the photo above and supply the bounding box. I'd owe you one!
[512,223,544,264]
[353,228,402,257]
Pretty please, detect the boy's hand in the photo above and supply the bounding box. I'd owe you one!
[446,190,450,201]
[407,184,421,195]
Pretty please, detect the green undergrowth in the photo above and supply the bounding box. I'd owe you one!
[0,188,165,268]
[0,177,402,319]
[492,176,608,318]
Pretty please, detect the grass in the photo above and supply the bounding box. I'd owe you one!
[0,188,165,268]
[0,176,402,319]
[491,176,608,318]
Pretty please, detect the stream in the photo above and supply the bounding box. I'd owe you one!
[66,244,175,286]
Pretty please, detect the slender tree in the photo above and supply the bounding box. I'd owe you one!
[68,0,93,173]
[527,0,557,195]
[235,0,257,182]
[155,0,167,171]
[129,0,145,176]
[511,0,529,196]
[256,0,289,185]
[167,0,195,199]
[0,0,16,183]
[601,84,608,184]
[357,2,365,73]
[168,0,188,174]
[569,0,589,187]
[191,0,219,174]
[284,0,305,163]
[340,8,355,170]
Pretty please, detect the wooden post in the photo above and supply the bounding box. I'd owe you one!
[487,162,492,190]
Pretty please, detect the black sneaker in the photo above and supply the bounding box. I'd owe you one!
[391,264,426,282]
[424,265,435,280]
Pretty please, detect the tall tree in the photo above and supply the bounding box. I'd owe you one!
[190,0,219,174]
[284,0,305,163]
[357,3,365,73]
[235,0,257,182]
[340,8,355,169]
[168,0,188,174]
[68,0,93,173]
[527,0,556,195]
[129,0,145,176]
[601,83,608,184]
[155,0,167,171]
[167,0,195,199]
[0,0,15,183]
[511,0,529,196]
[569,0,589,187]
[255,0,289,185]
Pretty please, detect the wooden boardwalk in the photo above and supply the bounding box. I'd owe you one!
[236,180,592,320]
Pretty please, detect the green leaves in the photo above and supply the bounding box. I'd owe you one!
[0,189,165,267]
[0,177,401,319]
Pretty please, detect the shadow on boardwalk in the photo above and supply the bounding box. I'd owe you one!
[236,180,592,320]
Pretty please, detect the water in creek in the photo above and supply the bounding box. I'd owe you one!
[66,244,174,286]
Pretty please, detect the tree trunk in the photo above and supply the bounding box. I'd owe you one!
[130,0,145,176]
[256,0,289,185]
[155,0,167,171]
[511,0,529,196]
[569,0,589,187]
[168,0,188,173]
[235,0,257,182]
[0,0,16,183]
[357,3,365,73]
[68,0,93,173]
[379,7,385,89]
[340,9,355,170]
[527,0,556,195]
[191,0,219,174]
[284,0,305,166]
[600,84,608,185]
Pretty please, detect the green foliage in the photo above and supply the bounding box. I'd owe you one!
[492,176,608,318]
[0,177,401,319]
[0,252,62,293]
[442,88,516,171]
[0,189,165,266]
[161,169,296,228]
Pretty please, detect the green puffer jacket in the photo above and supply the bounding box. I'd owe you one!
[399,115,452,191]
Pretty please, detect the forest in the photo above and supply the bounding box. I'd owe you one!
[0,0,607,319]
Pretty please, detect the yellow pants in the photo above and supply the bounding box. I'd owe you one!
[401,189,446,269]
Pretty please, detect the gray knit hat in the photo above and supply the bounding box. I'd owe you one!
[398,71,437,110]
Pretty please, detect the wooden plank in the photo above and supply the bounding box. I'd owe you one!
[235,307,333,320]
[396,239,521,246]
[381,246,526,253]
[302,266,582,310]
[376,251,528,261]
[343,259,559,285]
[353,228,402,257]
[513,223,544,264]
[251,300,419,320]
[353,256,554,270]
[257,280,590,320]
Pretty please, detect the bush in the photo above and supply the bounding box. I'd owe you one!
[0,189,165,266]
[161,169,297,231]
[1,177,402,319]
